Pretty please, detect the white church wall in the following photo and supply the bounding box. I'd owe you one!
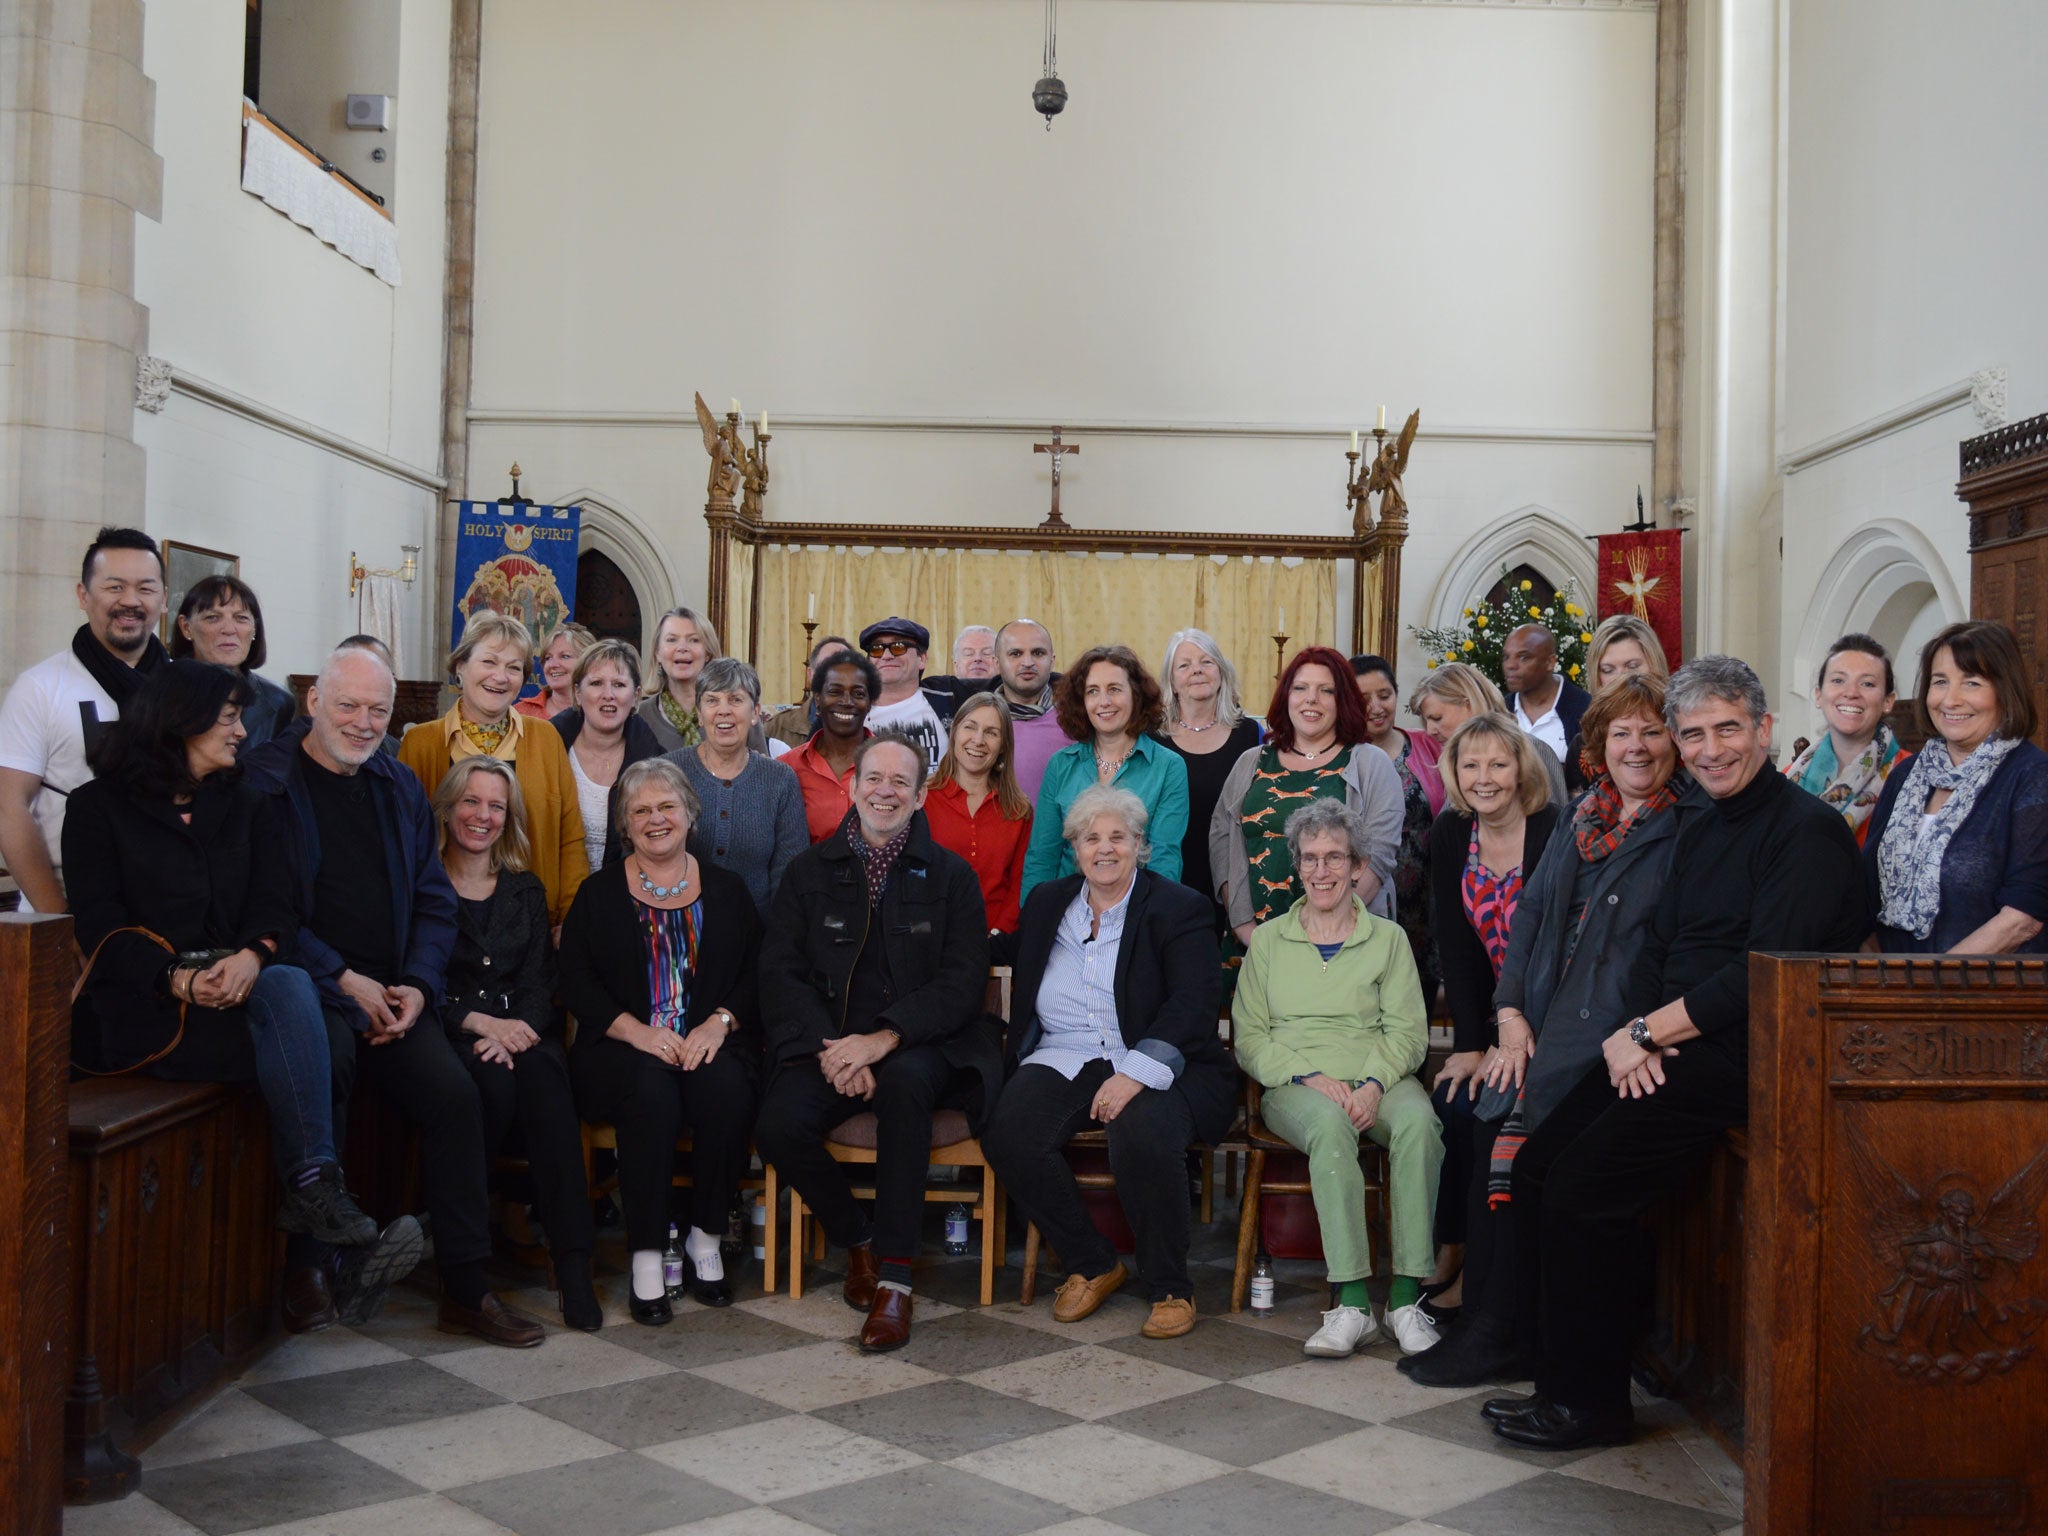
[1776,0,2047,739]
[468,0,1657,693]
[131,0,451,679]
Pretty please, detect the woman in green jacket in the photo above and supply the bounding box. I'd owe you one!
[1233,797,1443,1359]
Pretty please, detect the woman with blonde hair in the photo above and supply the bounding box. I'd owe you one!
[517,621,597,720]
[1157,628,1263,934]
[1411,663,1565,806]
[1583,614,1669,693]
[398,613,589,927]
[927,692,1033,937]
[432,757,598,1330]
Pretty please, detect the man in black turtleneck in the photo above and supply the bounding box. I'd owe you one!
[0,526,168,913]
[1493,654,1868,1452]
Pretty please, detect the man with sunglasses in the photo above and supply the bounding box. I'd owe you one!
[858,617,949,772]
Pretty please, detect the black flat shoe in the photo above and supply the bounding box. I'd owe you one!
[1403,1321,1528,1389]
[688,1252,733,1307]
[629,1292,674,1326]
[1492,1399,1632,1451]
[1481,1392,1545,1424]
[558,1264,604,1332]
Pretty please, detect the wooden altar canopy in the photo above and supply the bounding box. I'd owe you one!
[1747,955,2048,1535]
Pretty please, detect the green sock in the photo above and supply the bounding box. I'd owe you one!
[1388,1276,1421,1310]
[1334,1279,1372,1310]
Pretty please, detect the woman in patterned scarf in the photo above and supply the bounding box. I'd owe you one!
[1402,676,1685,1386]
[1783,633,1909,846]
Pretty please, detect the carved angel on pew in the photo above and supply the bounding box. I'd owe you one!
[1363,410,1420,531]
[1848,1124,2048,1383]
[694,392,743,507]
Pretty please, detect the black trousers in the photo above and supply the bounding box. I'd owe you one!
[463,1034,595,1259]
[753,1045,968,1260]
[1510,1047,1747,1414]
[982,1060,1198,1302]
[571,1034,756,1252]
[326,1006,494,1272]
[1432,1076,1479,1247]
[1455,1114,1514,1324]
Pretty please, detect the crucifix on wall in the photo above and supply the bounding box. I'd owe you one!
[1034,427,1081,528]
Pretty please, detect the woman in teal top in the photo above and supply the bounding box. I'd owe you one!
[1023,645,1189,897]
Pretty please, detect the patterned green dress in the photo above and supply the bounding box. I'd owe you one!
[1237,744,1357,922]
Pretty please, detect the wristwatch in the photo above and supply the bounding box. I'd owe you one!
[1627,1016,1659,1053]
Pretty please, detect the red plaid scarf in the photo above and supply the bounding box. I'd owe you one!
[1573,775,1682,864]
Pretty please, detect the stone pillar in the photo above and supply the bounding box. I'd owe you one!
[1651,0,1686,521]
[434,0,480,664]
[0,0,162,683]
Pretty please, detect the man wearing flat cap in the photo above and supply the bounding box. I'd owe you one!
[858,617,950,772]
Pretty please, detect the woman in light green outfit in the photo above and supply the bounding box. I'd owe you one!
[1232,798,1444,1359]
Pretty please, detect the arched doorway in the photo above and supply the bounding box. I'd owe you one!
[577,549,642,647]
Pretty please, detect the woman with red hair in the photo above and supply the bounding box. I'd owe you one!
[1209,646,1405,946]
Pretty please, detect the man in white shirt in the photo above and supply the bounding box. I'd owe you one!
[858,617,948,771]
[0,527,169,912]
[1503,623,1591,793]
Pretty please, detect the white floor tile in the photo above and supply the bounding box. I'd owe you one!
[641,1414,926,1502]
[1233,1356,1487,1423]
[1561,1435,1744,1518]
[143,1388,323,1468]
[338,1403,618,1492]
[967,1343,1213,1421]
[426,1330,676,1401]
[229,1493,518,1535]
[647,1508,839,1536]
[1253,1423,1541,1518]
[690,1338,944,1410]
[952,1422,1231,1513]
[232,1328,408,1385]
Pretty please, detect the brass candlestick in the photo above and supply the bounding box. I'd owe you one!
[1272,631,1290,677]
[799,618,819,689]
[1345,448,1368,536]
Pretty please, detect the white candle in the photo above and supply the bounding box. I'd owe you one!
[1376,405,1387,431]
[1278,606,1286,632]
[730,398,740,417]
[1350,430,1359,454]
[807,592,817,620]
[760,410,769,434]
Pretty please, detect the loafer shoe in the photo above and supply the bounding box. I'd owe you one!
[331,1216,425,1326]
[1482,1392,1546,1425]
[1492,1398,1633,1451]
[1385,1301,1442,1356]
[628,1292,674,1326]
[438,1292,546,1348]
[843,1243,880,1311]
[282,1264,337,1334]
[1304,1304,1378,1357]
[1051,1262,1127,1323]
[1140,1296,1197,1339]
[859,1286,913,1353]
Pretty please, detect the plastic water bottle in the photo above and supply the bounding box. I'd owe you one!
[662,1223,685,1297]
[749,1197,768,1263]
[944,1203,970,1256]
[1250,1253,1276,1313]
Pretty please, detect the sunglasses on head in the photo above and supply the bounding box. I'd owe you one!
[865,639,917,657]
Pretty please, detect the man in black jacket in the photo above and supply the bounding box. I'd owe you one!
[755,731,997,1353]
[1494,655,1867,1450]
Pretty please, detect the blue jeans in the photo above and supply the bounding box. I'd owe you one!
[245,965,339,1175]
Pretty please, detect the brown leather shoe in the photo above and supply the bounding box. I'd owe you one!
[1141,1296,1197,1339]
[858,1286,913,1353]
[1051,1262,1127,1323]
[842,1243,879,1311]
[282,1264,337,1333]
[438,1292,545,1348]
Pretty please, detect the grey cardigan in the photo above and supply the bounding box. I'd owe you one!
[1485,793,1682,1127]
[670,746,810,916]
[1207,741,1404,928]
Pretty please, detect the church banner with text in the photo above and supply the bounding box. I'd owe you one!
[1596,529,1683,667]
[452,503,581,665]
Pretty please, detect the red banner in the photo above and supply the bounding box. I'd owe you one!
[1595,530,1684,667]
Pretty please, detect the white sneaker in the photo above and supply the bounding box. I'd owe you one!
[1385,1301,1442,1355]
[1304,1305,1379,1357]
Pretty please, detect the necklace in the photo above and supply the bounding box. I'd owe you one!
[1288,739,1338,762]
[1095,745,1129,777]
[1177,718,1219,735]
[636,859,693,900]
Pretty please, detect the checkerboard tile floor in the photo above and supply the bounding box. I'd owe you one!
[63,1223,1744,1536]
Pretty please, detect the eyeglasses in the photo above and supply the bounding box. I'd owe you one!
[1296,852,1354,871]
[865,640,916,657]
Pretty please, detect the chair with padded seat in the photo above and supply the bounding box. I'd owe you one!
[1229,1078,1391,1311]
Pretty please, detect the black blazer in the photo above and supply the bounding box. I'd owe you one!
[62,773,302,1080]
[1427,804,1561,1055]
[443,869,556,1041]
[550,708,666,870]
[558,859,762,1071]
[1512,681,1593,793]
[1007,871,1234,1144]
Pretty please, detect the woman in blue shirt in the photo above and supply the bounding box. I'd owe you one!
[1023,645,1189,898]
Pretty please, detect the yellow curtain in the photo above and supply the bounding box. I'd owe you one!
[1355,555,1386,659]
[722,543,755,668]
[751,544,1335,712]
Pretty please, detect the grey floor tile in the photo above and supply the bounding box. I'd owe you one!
[141,1439,421,1535]
[525,1372,789,1449]
[776,1463,1070,1536]
[812,1377,1081,1459]
[884,1309,1083,1376]
[244,1359,505,1438]
[446,1450,747,1536]
[603,1307,818,1370]
[1100,1317,1308,1380]
[1103,1382,1365,1468]
[1433,1470,1731,1536]
[911,1257,1018,1310]
[1386,1396,1605,1470]
[1105,1471,1405,1536]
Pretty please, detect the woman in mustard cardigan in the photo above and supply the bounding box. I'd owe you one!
[399,613,588,929]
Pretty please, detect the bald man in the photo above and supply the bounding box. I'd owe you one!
[1502,624,1591,793]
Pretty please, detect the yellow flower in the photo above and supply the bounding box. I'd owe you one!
[1529,606,1542,617]
[1520,579,1533,591]
[1565,603,1580,617]
[1427,658,1440,670]
[1463,607,1474,617]
[1580,631,1593,644]
[1462,640,1474,652]
[1569,664,1582,678]
[1475,616,1488,629]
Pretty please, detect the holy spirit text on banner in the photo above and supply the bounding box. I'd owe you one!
[1595,529,1683,667]
[452,502,582,672]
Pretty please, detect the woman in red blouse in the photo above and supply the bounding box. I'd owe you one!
[925,692,1033,938]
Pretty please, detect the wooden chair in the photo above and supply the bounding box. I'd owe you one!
[1230,1079,1391,1311]
[579,1123,779,1290]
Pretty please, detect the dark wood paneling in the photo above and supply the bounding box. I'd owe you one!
[1960,412,2048,747]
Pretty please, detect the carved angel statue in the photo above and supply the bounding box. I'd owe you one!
[1847,1123,2048,1382]
[1364,409,1421,529]
[694,392,743,506]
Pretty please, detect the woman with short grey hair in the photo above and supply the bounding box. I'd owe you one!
[670,657,807,914]
[1060,784,1151,855]
[1157,628,1264,936]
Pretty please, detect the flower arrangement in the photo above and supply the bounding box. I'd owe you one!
[1411,568,1593,692]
